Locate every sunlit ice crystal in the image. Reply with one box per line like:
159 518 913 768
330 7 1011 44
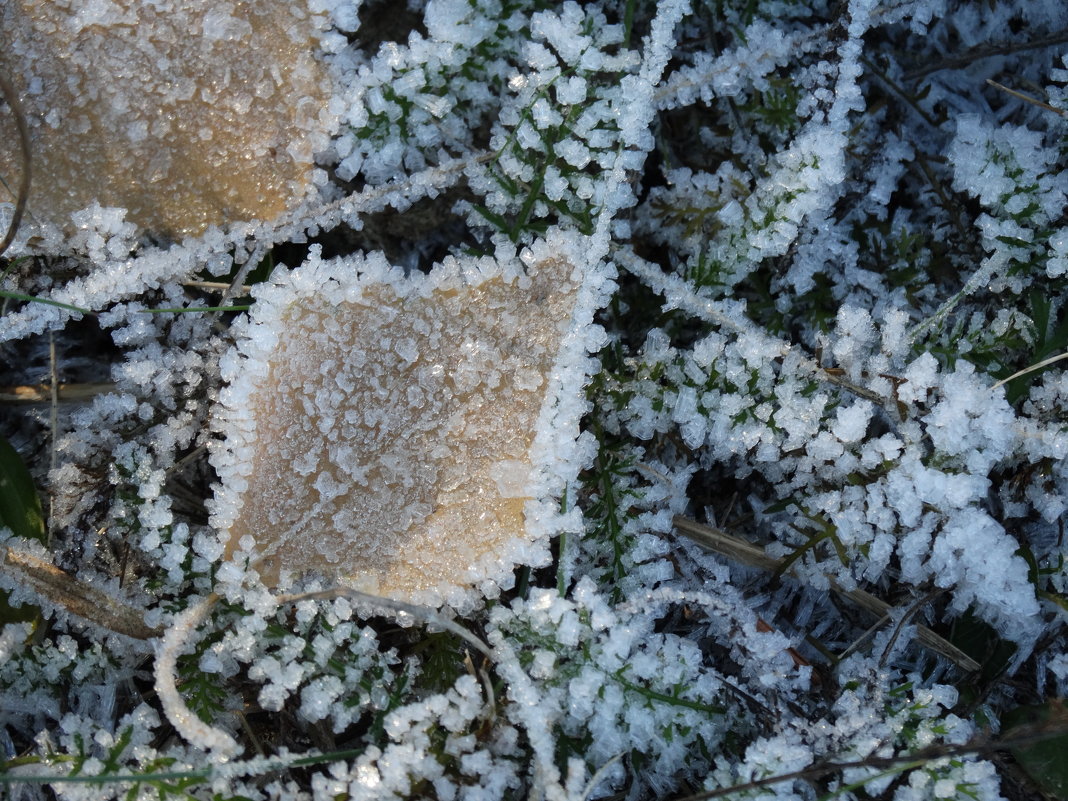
210 232 602 608
0 0 333 240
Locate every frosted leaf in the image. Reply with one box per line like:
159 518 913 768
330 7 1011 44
211 242 587 605
0 0 333 239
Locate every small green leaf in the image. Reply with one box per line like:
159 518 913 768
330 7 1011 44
0 434 46 626
0 434 46 543
1001 700 1068 799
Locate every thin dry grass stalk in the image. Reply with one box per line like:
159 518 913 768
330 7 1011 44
672 515 982 673
2 548 161 639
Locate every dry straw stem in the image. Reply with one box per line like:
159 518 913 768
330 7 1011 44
2 548 161 640
0 381 115 404
672 515 982 673
904 28 1068 81
992 350 1068 390
985 78 1068 119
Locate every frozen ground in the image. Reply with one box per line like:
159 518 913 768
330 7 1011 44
1 0 1068 799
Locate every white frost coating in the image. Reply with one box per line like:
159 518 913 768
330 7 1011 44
832 401 873 443
211 228 612 609
926 508 1042 645
0 622 32 664
487 627 567 801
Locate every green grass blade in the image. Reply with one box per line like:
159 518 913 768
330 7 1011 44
0 290 94 315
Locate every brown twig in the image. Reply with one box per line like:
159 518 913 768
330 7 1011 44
0 71 31 257
0 381 115 404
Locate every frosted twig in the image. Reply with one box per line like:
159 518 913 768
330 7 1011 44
0 154 486 342
654 0 933 113
617 583 753 628
275 588 494 661
589 0 690 265
616 248 894 409
235 151 490 258
486 628 566 801
316 151 492 230
653 27 819 112
907 258 995 346
154 593 242 757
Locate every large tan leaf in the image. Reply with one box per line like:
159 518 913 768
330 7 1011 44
0 0 332 239
210 236 597 606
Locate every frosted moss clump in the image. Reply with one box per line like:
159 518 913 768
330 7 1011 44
0 0 335 239
210 230 604 607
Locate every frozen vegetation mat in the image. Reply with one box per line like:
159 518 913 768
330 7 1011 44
1 0 1068 799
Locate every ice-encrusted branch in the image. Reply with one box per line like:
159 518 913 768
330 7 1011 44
588 0 690 265
615 247 895 409
486 628 567 801
653 24 821 111
154 593 242 758
276 588 494 660
652 0 915 113
0 153 485 342
906 260 998 345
